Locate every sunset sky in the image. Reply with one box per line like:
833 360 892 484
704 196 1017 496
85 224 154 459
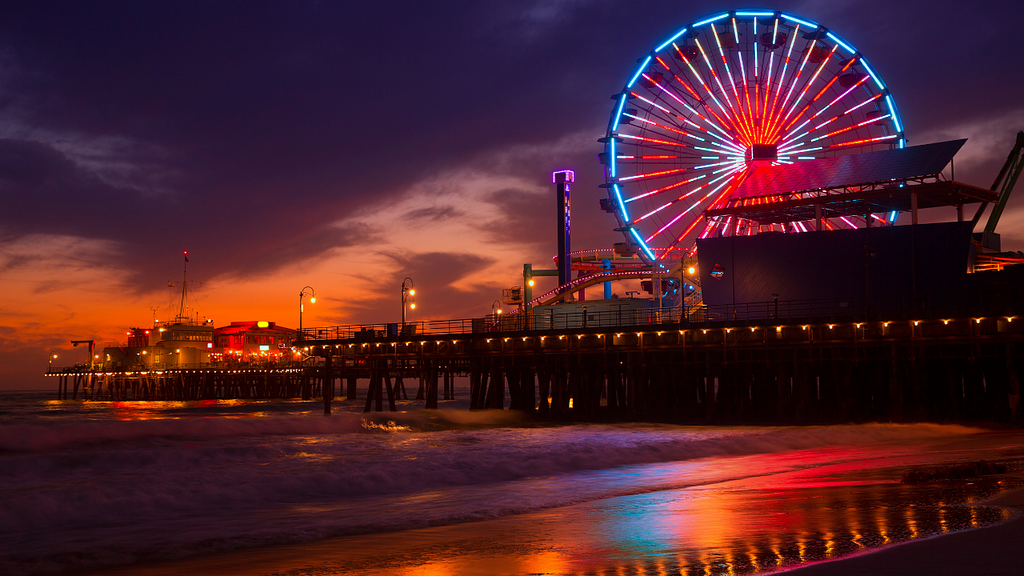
2 0 1023 389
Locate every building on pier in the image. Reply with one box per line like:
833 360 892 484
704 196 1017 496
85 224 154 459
104 321 214 369
212 321 297 362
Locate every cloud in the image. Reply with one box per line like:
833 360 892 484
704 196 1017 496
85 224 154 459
481 0 608 43
913 108 1024 184
0 137 173 246
912 108 1024 249
219 222 385 281
402 206 463 222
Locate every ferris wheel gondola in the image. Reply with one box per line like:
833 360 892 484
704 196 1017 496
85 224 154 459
602 10 905 264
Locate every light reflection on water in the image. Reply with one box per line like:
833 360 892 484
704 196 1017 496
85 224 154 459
35 395 321 421
114 468 1018 576
559 478 1015 576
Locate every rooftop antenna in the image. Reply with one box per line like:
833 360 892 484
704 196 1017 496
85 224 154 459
175 250 194 325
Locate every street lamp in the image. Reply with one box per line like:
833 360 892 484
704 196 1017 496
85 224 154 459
299 286 316 339
401 277 416 327
48 353 57 372
492 300 503 316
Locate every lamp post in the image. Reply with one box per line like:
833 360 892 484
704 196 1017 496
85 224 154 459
401 277 416 328
299 286 316 340
491 300 503 316
48 353 57 372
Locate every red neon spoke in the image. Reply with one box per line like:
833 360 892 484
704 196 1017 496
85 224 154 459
771 45 838 141
828 134 898 148
616 155 681 160
765 25 801 141
632 165 740 226
624 109 708 141
618 167 688 182
778 93 887 152
624 174 709 203
632 201 674 224
645 72 728 137
780 78 872 147
659 167 746 252
712 25 746 129
674 45 717 102
705 29 755 145
676 43 741 136
646 210 690 243
618 134 690 148
630 90 714 140
782 55 859 134
766 37 817 142
668 73 705 105
758 19 782 140
817 112 889 140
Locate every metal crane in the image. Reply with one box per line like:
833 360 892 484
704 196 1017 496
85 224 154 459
972 130 1024 234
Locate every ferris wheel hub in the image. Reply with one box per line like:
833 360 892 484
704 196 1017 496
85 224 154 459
749 144 778 165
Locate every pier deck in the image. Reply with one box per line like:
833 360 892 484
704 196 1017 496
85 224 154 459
49 301 1024 425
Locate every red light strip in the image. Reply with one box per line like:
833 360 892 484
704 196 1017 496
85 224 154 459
625 174 708 203
619 167 688 182
765 25 801 141
829 134 898 148
618 134 690 148
766 37 819 142
635 164 743 226
633 201 674 224
770 45 837 142
676 42 741 138
781 56 859 134
708 27 754 144
624 109 705 141
647 73 728 139
646 208 691 242
664 168 745 251
632 89 721 143
779 81 874 150
818 112 889 140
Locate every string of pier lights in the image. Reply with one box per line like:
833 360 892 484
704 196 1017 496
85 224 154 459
300 316 1014 355
43 317 1018 381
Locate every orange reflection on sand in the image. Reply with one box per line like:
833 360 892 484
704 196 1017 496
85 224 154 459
92 451 1020 576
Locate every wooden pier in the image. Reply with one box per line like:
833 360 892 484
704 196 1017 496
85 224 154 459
49 305 1024 425
48 366 330 402
314 310 1023 425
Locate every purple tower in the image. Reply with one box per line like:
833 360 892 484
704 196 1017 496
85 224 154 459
553 170 574 290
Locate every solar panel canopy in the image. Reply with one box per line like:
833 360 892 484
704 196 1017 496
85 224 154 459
730 139 967 200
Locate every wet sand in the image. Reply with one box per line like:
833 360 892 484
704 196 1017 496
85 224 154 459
88 439 1024 576
782 487 1024 575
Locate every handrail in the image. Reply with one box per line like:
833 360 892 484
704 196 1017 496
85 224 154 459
300 297 870 340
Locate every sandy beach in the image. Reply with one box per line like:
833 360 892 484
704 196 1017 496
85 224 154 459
78 430 1023 576
782 487 1024 576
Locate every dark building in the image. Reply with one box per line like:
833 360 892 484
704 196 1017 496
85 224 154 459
697 222 989 318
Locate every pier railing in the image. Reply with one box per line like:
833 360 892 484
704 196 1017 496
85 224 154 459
301 297 868 340
45 360 312 375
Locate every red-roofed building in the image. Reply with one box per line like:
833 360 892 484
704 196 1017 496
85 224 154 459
212 321 296 362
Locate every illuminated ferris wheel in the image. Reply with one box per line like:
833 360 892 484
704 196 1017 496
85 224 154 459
602 10 905 263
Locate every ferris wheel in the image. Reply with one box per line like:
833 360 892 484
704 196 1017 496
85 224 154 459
602 10 905 264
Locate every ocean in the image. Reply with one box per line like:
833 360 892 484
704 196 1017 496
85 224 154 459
1 389 1022 575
